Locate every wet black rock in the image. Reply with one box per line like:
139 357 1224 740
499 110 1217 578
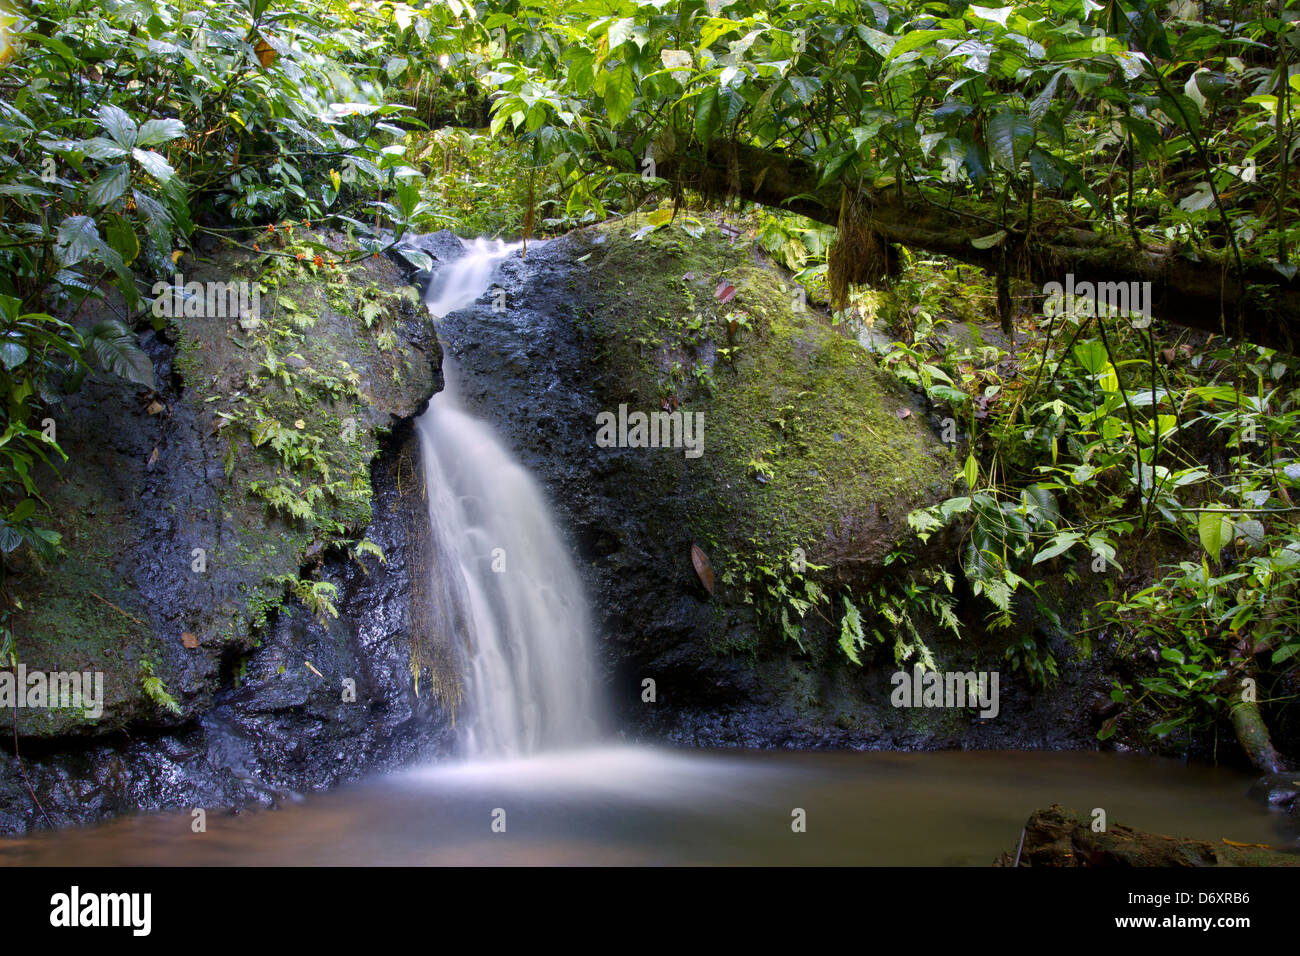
428 220 1103 753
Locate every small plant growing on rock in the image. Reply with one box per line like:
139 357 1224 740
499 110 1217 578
138 661 181 716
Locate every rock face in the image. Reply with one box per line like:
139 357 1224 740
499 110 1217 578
430 217 1101 750
0 217 1173 834
0 233 456 834
994 805 1300 866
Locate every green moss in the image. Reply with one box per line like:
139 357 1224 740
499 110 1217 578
575 216 952 574
6 231 438 735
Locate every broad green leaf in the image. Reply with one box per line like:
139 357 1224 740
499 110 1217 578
1197 511 1233 562
132 148 175 183
987 109 1034 170
81 137 130 160
887 29 953 60
968 5 1013 27
135 118 186 147
971 229 1007 249
695 86 720 144
97 104 137 148
55 215 102 268
1033 532 1081 564
87 163 130 208
1073 340 1108 375
0 342 29 370
604 63 635 126
87 320 154 388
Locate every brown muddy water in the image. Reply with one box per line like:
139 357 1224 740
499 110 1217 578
0 748 1292 865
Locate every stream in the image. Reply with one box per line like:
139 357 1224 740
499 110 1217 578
0 749 1286 865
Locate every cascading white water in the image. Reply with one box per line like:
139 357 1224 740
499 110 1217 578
416 238 598 758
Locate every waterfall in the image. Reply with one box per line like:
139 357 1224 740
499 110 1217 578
416 238 598 759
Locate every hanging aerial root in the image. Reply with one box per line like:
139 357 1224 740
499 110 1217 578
826 184 898 313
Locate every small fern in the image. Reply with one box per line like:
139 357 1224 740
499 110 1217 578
139 660 181 715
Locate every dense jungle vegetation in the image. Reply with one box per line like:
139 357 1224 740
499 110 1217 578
0 0 1297 769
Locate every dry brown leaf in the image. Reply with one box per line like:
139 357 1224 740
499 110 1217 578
181 631 199 649
691 543 715 596
255 36 278 68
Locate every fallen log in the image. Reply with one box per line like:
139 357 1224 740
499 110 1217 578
655 141 1300 352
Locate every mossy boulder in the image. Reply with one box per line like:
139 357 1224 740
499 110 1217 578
573 218 954 578
434 215 1065 747
1 230 440 740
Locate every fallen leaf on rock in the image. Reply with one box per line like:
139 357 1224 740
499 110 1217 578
691 543 715 596
304 661 324 679
181 631 199 649
896 408 911 419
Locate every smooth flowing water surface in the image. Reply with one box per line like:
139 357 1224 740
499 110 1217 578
0 749 1288 865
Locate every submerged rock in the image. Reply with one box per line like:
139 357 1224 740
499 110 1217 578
994 804 1300 866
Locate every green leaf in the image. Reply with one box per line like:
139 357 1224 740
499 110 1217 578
135 117 186 148
1149 716 1188 738
971 229 1007 249
887 29 952 60
97 104 137 149
0 523 21 553
132 148 175 184
987 109 1034 170
55 215 103 268
87 320 154 388
81 137 130 161
838 596 866 665
968 5 1013 27
104 214 140 267
1028 148 1064 189
1197 511 1233 562
694 86 720 144
1033 532 1081 564
87 163 130 208
604 63 635 126
1073 340 1108 374
1030 70 1064 124
0 342 29 370
963 453 979 490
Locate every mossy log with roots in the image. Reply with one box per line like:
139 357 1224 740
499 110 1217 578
654 140 1300 353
